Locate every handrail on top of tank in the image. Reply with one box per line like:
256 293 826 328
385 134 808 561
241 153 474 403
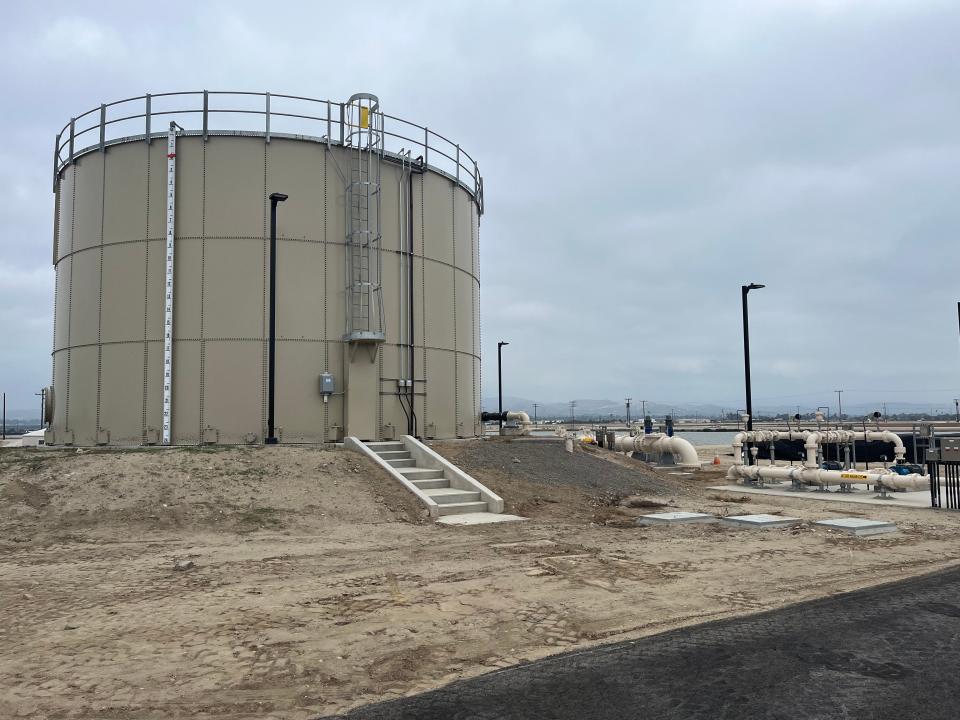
52 90 484 214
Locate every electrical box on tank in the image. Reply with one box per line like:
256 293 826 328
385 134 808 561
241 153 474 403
320 372 335 396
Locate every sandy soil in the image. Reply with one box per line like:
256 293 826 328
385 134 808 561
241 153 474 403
2 439 960 719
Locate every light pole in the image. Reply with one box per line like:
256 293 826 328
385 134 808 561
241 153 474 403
741 283 764 463
35 389 46 430
954 398 959 424
532 403 539 424
265 192 288 445
497 341 508 432
569 400 576 424
640 399 646 420
625 398 631 425
835 389 843 425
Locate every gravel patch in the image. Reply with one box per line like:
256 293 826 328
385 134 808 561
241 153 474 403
436 439 675 497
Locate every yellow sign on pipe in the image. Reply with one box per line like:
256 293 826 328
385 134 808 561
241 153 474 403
360 106 369 129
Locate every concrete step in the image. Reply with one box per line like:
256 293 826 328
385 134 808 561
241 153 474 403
376 450 411 460
398 467 445 481
424 488 482 505
387 458 417 469
345 435 505 520
411 478 449 490
368 442 405 452
436 501 489 516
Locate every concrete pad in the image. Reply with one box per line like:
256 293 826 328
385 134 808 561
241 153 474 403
814 518 897 536
708 484 931 510
436 512 527 526
637 511 717 526
721 514 800 529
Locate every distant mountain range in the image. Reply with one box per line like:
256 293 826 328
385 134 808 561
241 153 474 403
482 396 958 420
6 398 955 427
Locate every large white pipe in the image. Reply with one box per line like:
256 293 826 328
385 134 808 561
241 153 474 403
614 433 701 468
726 463 928 492
504 411 532 436
732 429 906 468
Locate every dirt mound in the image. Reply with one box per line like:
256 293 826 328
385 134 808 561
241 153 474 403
0 446 422 546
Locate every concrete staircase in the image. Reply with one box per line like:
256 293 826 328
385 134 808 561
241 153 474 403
345 435 510 520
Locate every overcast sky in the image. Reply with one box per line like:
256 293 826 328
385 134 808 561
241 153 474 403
2 0 959 413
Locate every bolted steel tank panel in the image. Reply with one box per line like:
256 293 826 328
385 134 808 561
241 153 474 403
47 92 483 445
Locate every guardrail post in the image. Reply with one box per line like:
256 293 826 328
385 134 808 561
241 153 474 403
424 127 429 166
265 91 271 143
145 94 151 145
326 100 332 142
339 103 345 144
99 104 106 152
474 160 479 197
456 144 460 183
202 90 209 141
69 118 75 163
53 133 61 192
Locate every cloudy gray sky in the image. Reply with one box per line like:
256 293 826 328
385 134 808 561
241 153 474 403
2 0 959 413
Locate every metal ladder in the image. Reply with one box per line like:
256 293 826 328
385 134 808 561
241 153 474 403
343 93 385 351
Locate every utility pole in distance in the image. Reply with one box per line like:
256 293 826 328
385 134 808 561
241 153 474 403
835 389 843 425
625 398 631 425
569 401 576 424
533 403 539 424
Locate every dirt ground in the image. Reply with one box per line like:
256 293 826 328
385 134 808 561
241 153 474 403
2 438 960 719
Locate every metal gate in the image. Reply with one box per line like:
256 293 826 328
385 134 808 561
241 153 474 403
927 461 960 509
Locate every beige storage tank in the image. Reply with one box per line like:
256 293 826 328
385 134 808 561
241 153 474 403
46 91 483 445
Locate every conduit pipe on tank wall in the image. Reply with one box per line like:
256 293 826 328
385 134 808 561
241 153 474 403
726 463 929 492
614 433 701 469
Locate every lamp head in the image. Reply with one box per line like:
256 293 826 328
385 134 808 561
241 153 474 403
269 192 289 202
498 340 509 347
744 282 765 291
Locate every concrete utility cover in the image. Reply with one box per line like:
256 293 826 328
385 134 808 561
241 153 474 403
722 514 800 529
814 518 897 536
437 513 527 526
637 512 717 526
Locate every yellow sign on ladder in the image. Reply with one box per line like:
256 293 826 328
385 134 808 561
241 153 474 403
360 106 369 129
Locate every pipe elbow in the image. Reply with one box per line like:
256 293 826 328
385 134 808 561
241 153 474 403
881 431 906 457
665 436 701 468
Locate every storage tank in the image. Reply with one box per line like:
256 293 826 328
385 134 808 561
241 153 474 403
46 91 483 445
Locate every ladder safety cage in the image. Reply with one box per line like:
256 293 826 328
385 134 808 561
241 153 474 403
343 93 386 347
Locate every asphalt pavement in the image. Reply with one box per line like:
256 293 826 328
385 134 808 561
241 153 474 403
324 566 960 720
